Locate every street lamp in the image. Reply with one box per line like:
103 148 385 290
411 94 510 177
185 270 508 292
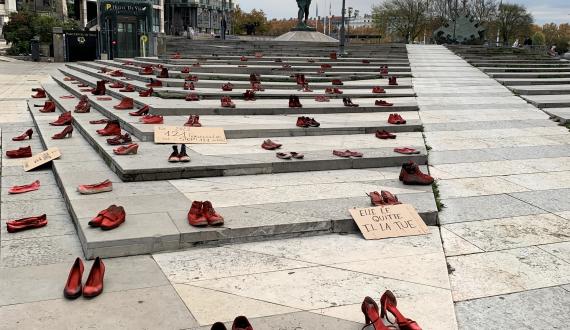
339 0 346 55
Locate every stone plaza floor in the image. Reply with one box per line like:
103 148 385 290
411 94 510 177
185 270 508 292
1 45 569 329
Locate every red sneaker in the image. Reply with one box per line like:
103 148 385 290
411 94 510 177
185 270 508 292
399 161 434 185
31 88 46 98
146 79 163 87
106 133 132 145
185 93 200 102
113 97 134 110
296 116 310 128
50 112 72 126
372 86 386 94
12 128 33 141
188 201 207 226
375 130 397 139
139 88 153 97
395 114 406 124
83 257 105 298
40 101 56 113
140 115 164 124
113 143 139 155
184 115 202 127
77 180 113 194
307 117 320 127
183 82 195 90
203 201 224 226
129 105 150 116
261 139 282 150
9 180 40 194
140 66 154 75
376 100 394 107
97 120 121 136
158 68 169 78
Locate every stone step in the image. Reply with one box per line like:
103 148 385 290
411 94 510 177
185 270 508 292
542 108 570 124
497 78 570 86
508 85 570 95
480 67 570 73
488 72 570 79
472 63 570 68
521 95 570 108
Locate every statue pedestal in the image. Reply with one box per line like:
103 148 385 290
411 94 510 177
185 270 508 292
275 29 338 43
290 26 317 32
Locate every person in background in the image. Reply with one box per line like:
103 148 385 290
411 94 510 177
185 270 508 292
512 38 519 48
548 45 558 57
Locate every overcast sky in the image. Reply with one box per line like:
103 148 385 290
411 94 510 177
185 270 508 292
236 0 570 25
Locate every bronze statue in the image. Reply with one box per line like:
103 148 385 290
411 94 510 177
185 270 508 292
296 0 312 27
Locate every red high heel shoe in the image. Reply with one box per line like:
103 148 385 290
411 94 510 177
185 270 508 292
52 125 73 139
139 88 153 97
12 128 33 141
64 257 84 299
9 180 40 194
129 105 150 116
380 290 422 330
361 296 390 330
83 257 105 298
113 143 139 155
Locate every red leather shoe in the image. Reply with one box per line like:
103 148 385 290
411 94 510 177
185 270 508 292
12 128 33 141
186 75 199 82
375 130 396 139
387 114 401 124
114 97 134 110
243 90 256 101
129 105 150 116
146 79 163 87
89 205 118 227
97 121 121 136
381 191 402 205
373 86 386 94
40 101 56 113
6 214 47 233
184 115 202 127
120 84 135 92
171 52 181 59
203 201 224 225
52 125 73 139
369 191 385 206
296 117 310 128
9 180 40 194
389 77 398 86
140 66 154 75
107 133 132 145
188 201 207 226
185 93 200 102
315 95 330 102
91 80 106 95
183 82 195 90
109 82 124 89
99 206 126 230
221 96 236 108
83 257 105 298
399 161 434 186
158 67 169 78
376 100 394 107
394 147 420 155
222 82 234 91
349 150 363 157
380 290 422 330
343 97 359 107
261 139 282 150
113 143 139 155
139 88 153 97
332 79 343 86
63 257 84 299
77 179 113 195
6 146 32 158
140 114 164 124
181 67 191 73
109 70 124 77
333 150 351 158
361 296 390 330
232 316 253 330
276 152 292 160
31 88 46 98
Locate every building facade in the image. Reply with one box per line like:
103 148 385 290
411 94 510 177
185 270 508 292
164 0 234 36
0 0 17 37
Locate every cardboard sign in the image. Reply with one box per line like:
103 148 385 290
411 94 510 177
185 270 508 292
349 204 429 240
154 126 227 144
23 148 61 172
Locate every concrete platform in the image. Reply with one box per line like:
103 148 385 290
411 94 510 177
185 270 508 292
521 94 570 108
542 108 570 124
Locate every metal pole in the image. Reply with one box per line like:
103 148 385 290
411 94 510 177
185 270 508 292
339 0 346 54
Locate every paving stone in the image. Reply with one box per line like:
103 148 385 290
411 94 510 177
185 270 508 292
539 241 570 263
440 227 484 257
511 188 570 213
437 176 529 199
0 198 68 220
0 213 76 242
0 234 82 268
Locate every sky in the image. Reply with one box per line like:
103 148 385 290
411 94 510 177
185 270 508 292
236 0 570 25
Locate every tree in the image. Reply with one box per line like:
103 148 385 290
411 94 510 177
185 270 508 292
497 3 533 45
231 6 268 35
372 0 430 43
470 0 498 24
532 31 545 46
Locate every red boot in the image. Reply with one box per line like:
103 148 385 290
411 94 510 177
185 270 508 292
40 101 56 113
96 120 121 136
50 112 72 126
91 80 106 95
380 290 422 330
399 161 434 186
63 257 84 299
31 88 46 98
158 67 169 78
188 201 207 226
114 97 134 110
83 257 105 298
139 88 153 97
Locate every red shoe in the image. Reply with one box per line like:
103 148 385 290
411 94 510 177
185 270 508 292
330 52 337 60
40 101 56 113
140 66 154 75
249 73 261 83
178 144 191 162
186 75 199 82
107 133 132 145
9 180 40 194
325 87 334 94
50 112 72 126
376 100 394 107
389 77 398 86
276 152 292 160
12 128 33 141
387 114 402 124
315 95 330 102
89 205 118 227
6 214 47 233
380 66 389 75
369 191 385 206
295 74 306 86
290 151 304 159
361 297 390 330
64 77 75 81
52 125 73 139
232 316 253 330
74 95 90 113
140 114 164 124
119 84 135 92
251 82 265 91
113 143 139 155
146 79 163 87
158 68 169 78
6 146 32 158
31 88 46 98
91 80 106 95
222 82 234 91
380 290 422 330
139 88 153 97
373 86 386 94
394 147 420 155
77 179 113 194
332 79 343 86
185 93 200 102
343 97 359 107
203 201 224 226
375 130 396 139
296 116 310 128
109 70 124 77
399 161 434 186
63 257 84 299
381 191 401 205
188 201 207 226
289 95 302 108
99 206 125 230
333 88 343 94
97 120 121 136
83 257 105 298
261 139 282 150
307 117 320 127
109 82 124 89
129 105 150 116
114 97 134 110
221 96 236 108
171 52 181 59
183 82 195 90
181 67 191 73
332 150 351 158
395 114 406 124
240 56 248 62
168 146 180 163
184 115 202 127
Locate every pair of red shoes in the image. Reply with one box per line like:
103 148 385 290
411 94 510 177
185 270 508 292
50 112 72 126
185 115 202 127
400 161 434 185
107 133 132 145
130 105 150 116
9 180 40 194
343 97 359 107
375 130 396 139
221 96 236 108
64 257 105 299
6 214 47 233
243 90 256 101
6 146 32 158
89 205 126 230
261 139 282 150
186 75 199 82
332 79 343 86
369 191 401 206
52 125 73 139
184 81 195 90
372 86 386 94
389 76 398 86
211 316 253 330
222 82 234 91
12 128 33 141
388 113 406 124
77 179 113 194
296 116 319 128
97 120 121 136
168 145 191 162
289 95 303 108
188 201 224 227
333 150 363 158
186 93 200 102
376 100 394 107
140 114 164 124
362 291 421 330
139 88 154 97
325 87 343 94
146 79 163 87
114 97 134 110
31 88 46 98
113 143 139 155
39 100 56 113
394 147 420 155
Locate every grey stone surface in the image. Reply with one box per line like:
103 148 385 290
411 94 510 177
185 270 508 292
0 234 82 268
511 188 570 213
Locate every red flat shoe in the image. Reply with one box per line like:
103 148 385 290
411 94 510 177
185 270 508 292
83 257 105 298
290 152 304 159
113 97 134 110
107 133 132 145
39 101 56 113
380 290 422 330
120 84 135 92
369 191 385 206
376 100 394 107
362 297 390 330
373 86 386 94
139 114 164 124
113 143 139 155
6 146 32 158
9 180 40 194
394 147 420 155
6 214 47 233
232 316 253 330
109 82 124 89
349 150 363 157
139 88 154 97
50 112 72 126
188 201 208 226
77 179 113 195
261 139 282 150
399 161 434 186
89 205 117 227
63 257 84 299
276 152 292 160
100 206 126 230
52 125 73 139
129 105 150 116
12 128 33 141
375 130 397 139
333 150 351 158
203 201 224 226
